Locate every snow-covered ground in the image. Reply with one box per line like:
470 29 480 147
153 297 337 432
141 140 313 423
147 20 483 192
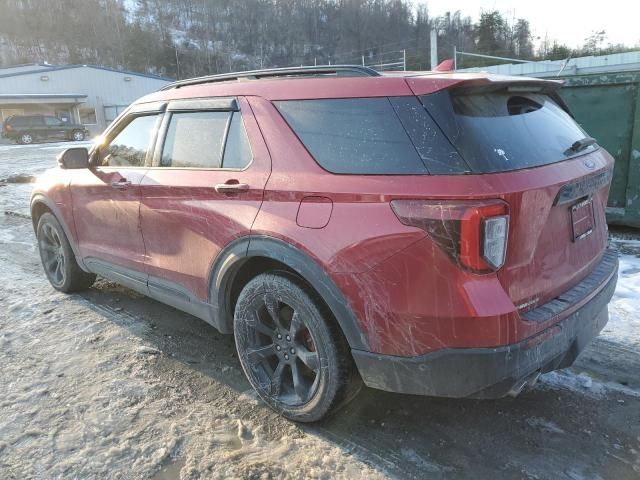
606 242 640 349
1 143 639 479
0 140 92 216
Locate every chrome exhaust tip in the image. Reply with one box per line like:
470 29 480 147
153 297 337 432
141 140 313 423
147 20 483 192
507 370 542 397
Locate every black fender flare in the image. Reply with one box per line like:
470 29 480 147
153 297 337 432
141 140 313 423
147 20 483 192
30 193 86 270
208 235 369 351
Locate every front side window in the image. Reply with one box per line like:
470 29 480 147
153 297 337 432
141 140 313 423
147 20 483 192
160 110 252 169
100 114 159 167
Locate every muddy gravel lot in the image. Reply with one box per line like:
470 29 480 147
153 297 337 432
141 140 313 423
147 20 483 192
1 142 639 479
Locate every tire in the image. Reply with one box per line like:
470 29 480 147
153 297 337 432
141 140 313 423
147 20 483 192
36 212 96 292
72 130 85 141
234 272 361 422
19 133 34 144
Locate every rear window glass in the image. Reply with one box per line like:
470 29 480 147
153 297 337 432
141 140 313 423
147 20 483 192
9 117 34 127
421 91 597 173
276 98 440 174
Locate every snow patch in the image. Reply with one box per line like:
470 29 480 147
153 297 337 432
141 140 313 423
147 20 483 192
539 370 640 399
399 447 448 473
602 250 640 349
177 412 388 479
526 417 565 434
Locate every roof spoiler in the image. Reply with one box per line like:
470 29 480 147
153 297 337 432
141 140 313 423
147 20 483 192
450 76 564 94
446 77 571 115
433 59 455 72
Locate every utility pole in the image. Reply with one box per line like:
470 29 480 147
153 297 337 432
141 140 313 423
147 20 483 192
175 47 181 80
430 28 438 69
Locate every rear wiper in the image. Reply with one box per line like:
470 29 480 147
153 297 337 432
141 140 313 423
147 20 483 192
565 137 597 155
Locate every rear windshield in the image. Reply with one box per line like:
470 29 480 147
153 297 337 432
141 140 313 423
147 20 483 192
420 90 598 173
275 97 466 174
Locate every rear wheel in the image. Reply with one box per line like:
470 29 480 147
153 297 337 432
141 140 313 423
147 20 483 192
234 272 360 422
19 133 33 144
37 213 96 292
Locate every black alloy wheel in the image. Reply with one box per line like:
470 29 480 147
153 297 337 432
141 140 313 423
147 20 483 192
234 273 359 422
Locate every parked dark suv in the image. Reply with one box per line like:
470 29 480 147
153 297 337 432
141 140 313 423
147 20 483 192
31 66 618 422
2 114 89 144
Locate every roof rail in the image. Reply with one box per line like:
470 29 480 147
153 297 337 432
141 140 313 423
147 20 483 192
160 65 381 90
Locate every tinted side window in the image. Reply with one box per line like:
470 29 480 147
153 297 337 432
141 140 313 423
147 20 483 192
222 112 252 169
101 114 159 167
9 117 26 127
275 98 429 174
44 117 62 126
30 116 45 126
161 111 230 168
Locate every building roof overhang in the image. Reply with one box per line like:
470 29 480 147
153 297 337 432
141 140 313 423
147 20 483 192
0 93 88 105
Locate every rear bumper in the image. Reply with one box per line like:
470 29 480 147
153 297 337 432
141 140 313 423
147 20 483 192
352 248 618 398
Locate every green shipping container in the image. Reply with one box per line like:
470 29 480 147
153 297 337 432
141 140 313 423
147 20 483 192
558 71 640 229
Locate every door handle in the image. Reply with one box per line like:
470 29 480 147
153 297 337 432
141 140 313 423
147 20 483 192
215 182 250 193
111 179 132 189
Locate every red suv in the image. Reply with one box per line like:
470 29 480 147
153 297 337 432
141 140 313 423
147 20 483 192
31 66 618 422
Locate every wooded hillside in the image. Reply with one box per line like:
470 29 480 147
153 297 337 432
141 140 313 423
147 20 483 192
0 0 633 78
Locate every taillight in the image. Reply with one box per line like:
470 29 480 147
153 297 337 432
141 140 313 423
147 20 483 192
4 124 13 132
390 199 509 273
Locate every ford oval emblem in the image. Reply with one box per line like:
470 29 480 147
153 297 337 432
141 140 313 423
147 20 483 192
583 158 596 170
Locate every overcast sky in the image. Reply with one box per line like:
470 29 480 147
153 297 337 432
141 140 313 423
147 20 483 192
419 0 640 49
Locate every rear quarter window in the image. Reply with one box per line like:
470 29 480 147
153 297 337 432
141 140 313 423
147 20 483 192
9 117 26 127
275 97 465 175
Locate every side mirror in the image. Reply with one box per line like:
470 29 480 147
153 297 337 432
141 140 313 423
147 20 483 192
57 148 89 169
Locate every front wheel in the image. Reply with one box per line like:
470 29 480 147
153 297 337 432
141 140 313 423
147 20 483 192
234 272 360 422
71 130 85 141
37 212 96 292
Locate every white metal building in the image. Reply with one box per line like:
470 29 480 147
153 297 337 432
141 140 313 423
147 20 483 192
0 64 171 136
